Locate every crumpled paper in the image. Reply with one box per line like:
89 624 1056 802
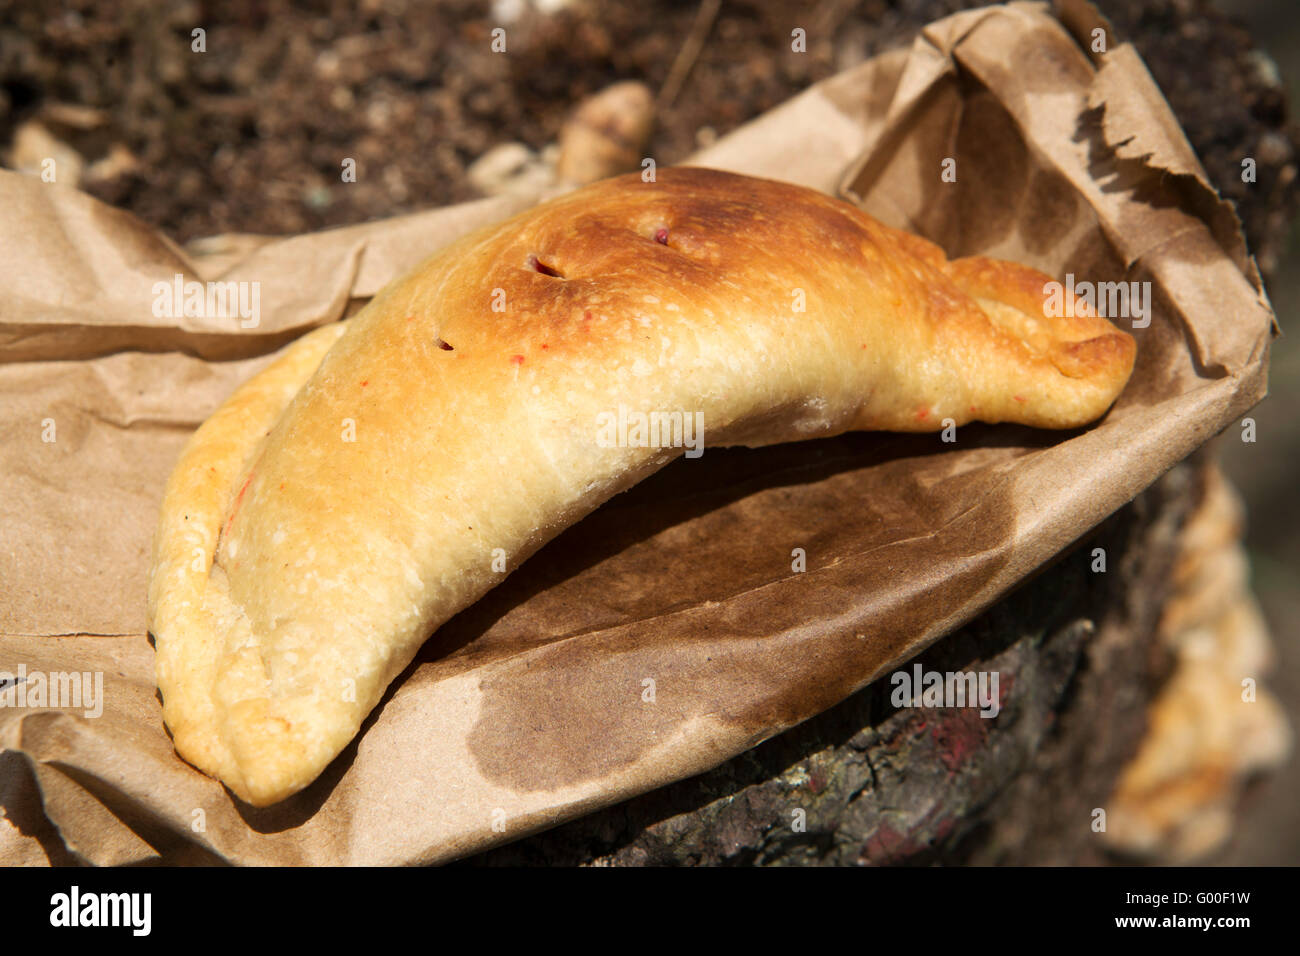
0 0 1277 865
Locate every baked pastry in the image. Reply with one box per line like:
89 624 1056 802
148 167 1136 805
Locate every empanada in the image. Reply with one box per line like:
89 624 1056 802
148 168 1136 805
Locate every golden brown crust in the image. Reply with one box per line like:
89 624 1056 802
148 167 1136 805
148 322 349 800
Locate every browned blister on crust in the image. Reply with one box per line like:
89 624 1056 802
148 168 1136 805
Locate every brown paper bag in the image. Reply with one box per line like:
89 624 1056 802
0 1 1276 865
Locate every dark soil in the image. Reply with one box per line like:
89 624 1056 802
1 0 1296 276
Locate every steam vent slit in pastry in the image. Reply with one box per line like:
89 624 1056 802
148 167 1136 805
